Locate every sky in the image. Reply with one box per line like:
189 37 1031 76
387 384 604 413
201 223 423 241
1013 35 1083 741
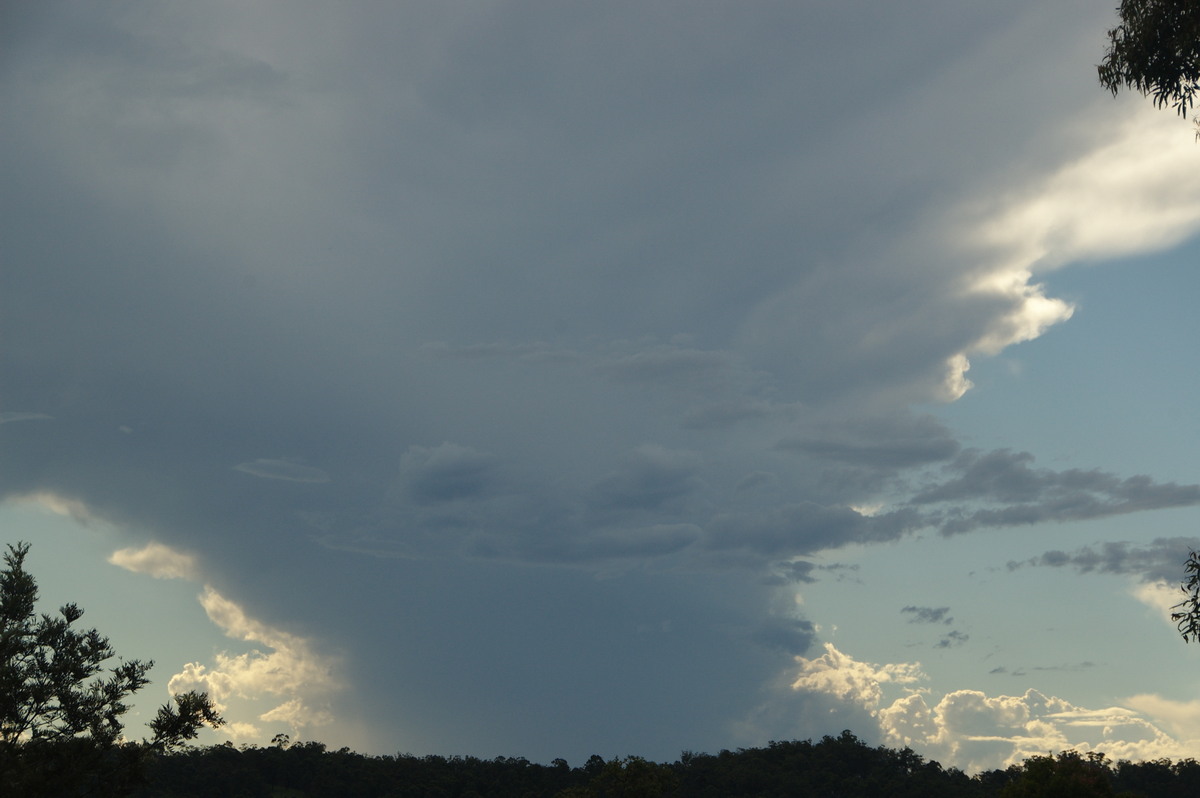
5 0 1200 774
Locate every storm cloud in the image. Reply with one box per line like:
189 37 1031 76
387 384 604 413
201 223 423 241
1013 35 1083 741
5 0 1200 768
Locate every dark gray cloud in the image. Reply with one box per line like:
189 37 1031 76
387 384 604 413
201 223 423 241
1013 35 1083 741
936 630 970 649
234 459 331 484
589 445 706 516
902 606 954 625
765 560 860 586
752 617 818 656
0 0 1176 764
991 662 1096 677
911 450 1200 535
902 606 968 649
397 443 498 505
705 504 926 560
778 414 961 469
1007 538 1200 584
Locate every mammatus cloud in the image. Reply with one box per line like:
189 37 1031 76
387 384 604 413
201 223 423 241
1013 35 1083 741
743 643 1190 773
111 542 340 737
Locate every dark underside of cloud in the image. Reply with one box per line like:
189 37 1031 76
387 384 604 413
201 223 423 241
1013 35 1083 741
2 0 1195 764
1007 536 1200 584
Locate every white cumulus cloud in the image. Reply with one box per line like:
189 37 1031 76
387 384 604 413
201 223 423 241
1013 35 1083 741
168 586 341 734
752 642 1191 773
109 541 200 581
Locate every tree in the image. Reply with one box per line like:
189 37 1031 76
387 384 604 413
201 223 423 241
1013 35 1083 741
1170 548 1200 643
1000 750 1115 797
1097 0 1200 118
0 542 222 796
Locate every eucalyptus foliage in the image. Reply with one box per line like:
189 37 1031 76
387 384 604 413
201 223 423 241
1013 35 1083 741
1171 549 1200 643
1098 0 1200 117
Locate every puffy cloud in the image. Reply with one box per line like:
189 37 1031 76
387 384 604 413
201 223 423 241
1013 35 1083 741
1122 694 1200 743
751 643 1189 773
1131 580 1184 620
903 690 1184 773
110 540 341 738
109 541 200 581
169 586 340 734
789 643 925 707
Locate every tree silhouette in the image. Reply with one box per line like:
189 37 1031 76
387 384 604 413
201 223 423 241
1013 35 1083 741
1097 0 1200 118
0 541 222 796
1170 549 1200 643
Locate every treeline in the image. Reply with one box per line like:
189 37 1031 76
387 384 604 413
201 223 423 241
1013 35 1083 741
132 730 1200 797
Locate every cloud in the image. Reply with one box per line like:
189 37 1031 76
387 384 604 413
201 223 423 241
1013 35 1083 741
169 586 340 734
789 643 926 706
705 503 925 559
113 540 341 736
589 445 705 516
14 492 96 525
233 459 331 484
777 414 961 470
1007 537 1200 584
751 617 817 656
396 443 498 505
977 112 1200 271
746 643 1189 773
7 0 1200 762
1132 580 1185 620
1122 694 1200 743
0 412 52 424
109 542 200 581
902 606 953 625
681 400 780 431
935 630 969 649
600 345 741 391
911 450 1200 535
